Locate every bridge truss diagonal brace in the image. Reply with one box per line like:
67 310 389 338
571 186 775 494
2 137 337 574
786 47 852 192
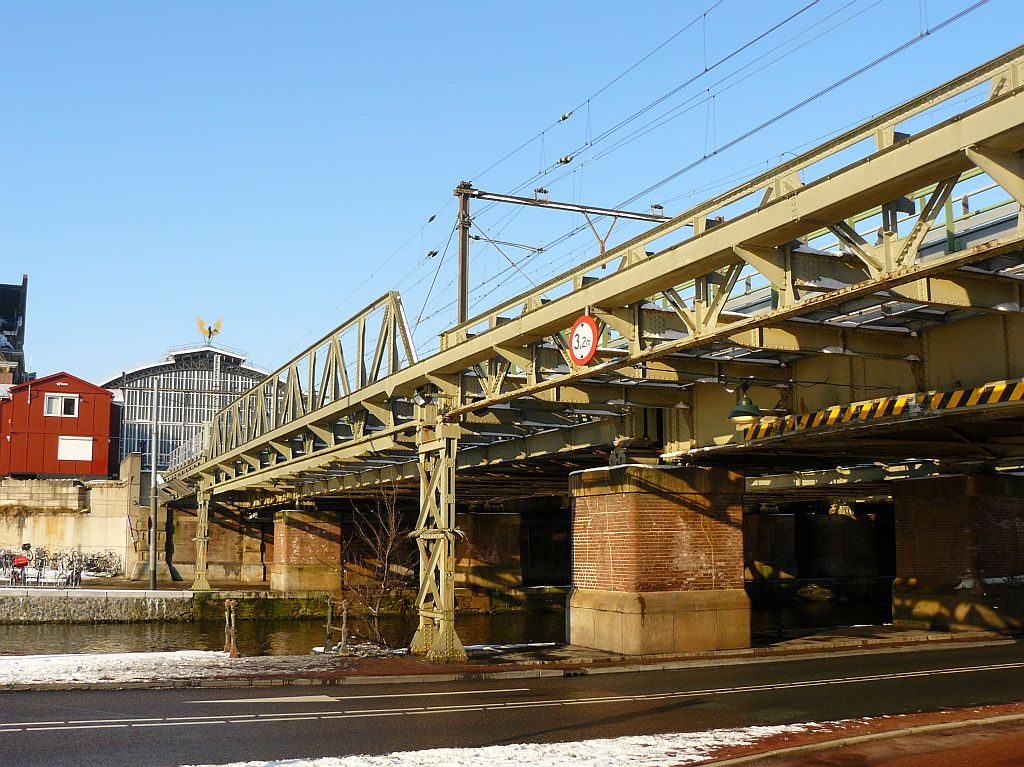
966 145 1024 210
409 420 466 663
733 245 794 308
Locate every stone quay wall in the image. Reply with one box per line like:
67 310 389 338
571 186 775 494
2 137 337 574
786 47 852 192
0 589 193 623
0 589 329 624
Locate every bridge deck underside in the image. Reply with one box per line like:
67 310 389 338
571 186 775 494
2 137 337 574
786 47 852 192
713 401 1024 465
211 444 613 508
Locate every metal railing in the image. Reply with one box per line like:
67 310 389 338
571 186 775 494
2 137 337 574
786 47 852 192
167 428 208 471
167 292 418 475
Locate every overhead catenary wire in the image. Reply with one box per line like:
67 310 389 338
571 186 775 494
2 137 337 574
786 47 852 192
617 0 992 209
469 0 728 185
364 0 994 358
496 0 992 261
501 0 878 201
418 0 992 330
413 221 458 333
309 3 735 357
416 73 987 344
472 0 827 222
471 221 540 288
283 205 453 357
326 0 828 355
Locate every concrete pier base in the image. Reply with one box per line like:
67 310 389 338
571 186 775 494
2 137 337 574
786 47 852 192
128 558 173 582
569 587 750 655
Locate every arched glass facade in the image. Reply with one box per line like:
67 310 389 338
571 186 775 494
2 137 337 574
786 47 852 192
102 346 265 472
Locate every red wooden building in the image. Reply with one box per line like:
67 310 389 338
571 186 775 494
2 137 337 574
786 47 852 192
0 372 120 479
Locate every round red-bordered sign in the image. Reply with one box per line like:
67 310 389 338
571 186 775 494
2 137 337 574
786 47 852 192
569 315 599 366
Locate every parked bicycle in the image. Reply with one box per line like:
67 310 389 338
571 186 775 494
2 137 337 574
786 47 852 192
0 546 122 588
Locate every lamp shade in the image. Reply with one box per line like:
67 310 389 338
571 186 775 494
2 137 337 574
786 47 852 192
728 392 763 425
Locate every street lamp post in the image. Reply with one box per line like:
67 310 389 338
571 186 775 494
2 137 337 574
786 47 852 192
149 380 159 590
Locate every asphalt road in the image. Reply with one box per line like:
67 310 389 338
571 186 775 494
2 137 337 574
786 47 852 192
2 642 1023 767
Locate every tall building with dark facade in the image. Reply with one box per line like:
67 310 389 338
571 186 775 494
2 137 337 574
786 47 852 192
0 275 29 384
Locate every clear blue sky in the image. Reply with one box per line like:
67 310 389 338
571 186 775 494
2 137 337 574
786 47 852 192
2 0 1021 383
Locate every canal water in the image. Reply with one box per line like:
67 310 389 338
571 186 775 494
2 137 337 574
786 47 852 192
0 613 566 657
0 599 891 656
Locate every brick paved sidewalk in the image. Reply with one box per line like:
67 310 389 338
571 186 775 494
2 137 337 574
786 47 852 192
703 703 1024 766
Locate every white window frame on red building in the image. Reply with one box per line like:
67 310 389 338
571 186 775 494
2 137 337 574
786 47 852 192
44 393 79 417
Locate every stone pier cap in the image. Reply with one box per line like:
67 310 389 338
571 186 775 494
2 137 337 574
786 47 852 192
569 463 744 497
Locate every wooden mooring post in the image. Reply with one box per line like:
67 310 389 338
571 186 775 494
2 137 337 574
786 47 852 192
224 599 238 658
324 596 349 654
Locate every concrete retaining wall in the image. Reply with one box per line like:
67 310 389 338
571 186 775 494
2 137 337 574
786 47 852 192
0 456 142 577
0 589 193 623
0 589 330 624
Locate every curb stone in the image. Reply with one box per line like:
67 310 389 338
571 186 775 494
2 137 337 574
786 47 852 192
0 634 1015 693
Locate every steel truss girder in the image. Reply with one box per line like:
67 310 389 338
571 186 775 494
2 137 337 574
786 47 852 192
210 418 625 509
438 90 1024 417
966 145 1024 207
446 233 1024 423
475 315 916 390
202 291 416 467
745 461 948 495
781 248 1024 312
438 46 1024 345
209 425 414 495
169 48 1024 501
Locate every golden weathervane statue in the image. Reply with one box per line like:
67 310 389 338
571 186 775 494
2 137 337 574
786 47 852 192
196 315 223 345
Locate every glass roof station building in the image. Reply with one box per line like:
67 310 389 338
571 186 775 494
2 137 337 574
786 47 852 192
102 345 266 472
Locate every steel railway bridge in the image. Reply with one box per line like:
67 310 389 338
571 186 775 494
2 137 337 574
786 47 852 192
165 47 1024 661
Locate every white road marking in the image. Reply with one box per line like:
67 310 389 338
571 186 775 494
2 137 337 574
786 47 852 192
161 714 260 721
191 687 531 704
26 724 129 731
67 717 163 724
0 720 65 727
134 720 228 728
193 695 339 704
2 661 1021 734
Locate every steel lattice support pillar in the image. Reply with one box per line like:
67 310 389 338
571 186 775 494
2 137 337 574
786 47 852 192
192 487 212 591
410 414 466 663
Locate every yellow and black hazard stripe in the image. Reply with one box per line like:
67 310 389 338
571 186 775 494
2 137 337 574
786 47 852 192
744 378 1024 442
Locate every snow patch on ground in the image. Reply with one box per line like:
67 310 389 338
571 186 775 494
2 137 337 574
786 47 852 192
182 723 820 767
0 651 344 685
983 575 1024 585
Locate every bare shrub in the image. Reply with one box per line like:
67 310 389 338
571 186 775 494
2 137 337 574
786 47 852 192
342 482 416 647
